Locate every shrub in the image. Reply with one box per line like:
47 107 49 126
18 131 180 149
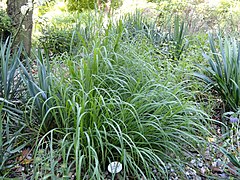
36 12 80 55
38 26 75 54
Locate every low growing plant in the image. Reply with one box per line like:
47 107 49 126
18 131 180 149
220 110 240 176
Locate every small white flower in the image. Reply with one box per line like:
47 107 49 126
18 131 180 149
20 1 33 15
20 5 28 15
22 24 26 30
107 161 122 174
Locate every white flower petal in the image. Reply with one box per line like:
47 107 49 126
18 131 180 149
20 5 28 15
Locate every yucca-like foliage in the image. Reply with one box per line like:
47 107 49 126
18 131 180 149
172 15 187 61
29 13 211 179
0 39 33 176
0 38 56 176
195 34 240 111
120 13 187 61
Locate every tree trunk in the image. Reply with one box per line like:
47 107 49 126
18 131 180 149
6 0 33 55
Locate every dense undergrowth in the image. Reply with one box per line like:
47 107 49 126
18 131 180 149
1 1 240 179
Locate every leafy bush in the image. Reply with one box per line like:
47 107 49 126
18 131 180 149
36 11 81 55
38 26 75 54
0 9 13 41
195 34 240 111
155 0 240 33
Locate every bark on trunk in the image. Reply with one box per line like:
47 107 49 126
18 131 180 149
6 0 33 55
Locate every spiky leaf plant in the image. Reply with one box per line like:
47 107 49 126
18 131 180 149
0 39 33 176
195 34 240 111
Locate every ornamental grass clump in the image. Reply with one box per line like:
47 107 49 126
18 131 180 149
30 13 211 179
195 34 240 111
